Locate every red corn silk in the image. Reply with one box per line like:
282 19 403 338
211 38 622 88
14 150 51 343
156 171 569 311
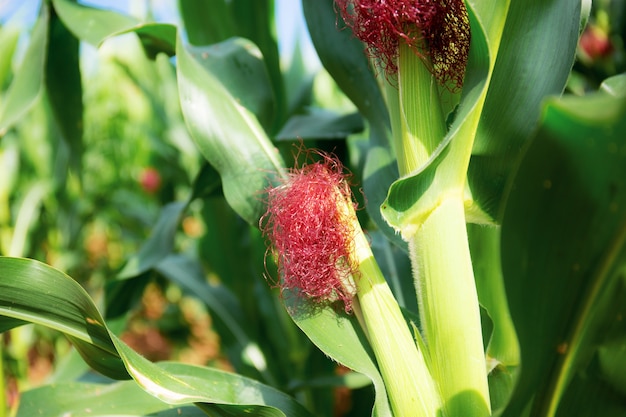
336 0 471 90
261 153 359 312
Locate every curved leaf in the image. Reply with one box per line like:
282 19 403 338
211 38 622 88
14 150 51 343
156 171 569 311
0 257 128 379
184 38 275 130
469 0 582 220
177 34 285 225
17 381 203 417
230 0 284 132
276 109 364 141
0 257 315 417
178 0 284 132
52 0 176 55
288 302 392 417
500 87 626 416
52 0 136 45
0 3 48 135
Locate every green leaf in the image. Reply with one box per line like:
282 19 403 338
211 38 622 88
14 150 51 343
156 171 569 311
289 302 392 417
52 0 176 55
302 0 389 137
276 109 363 141
17 381 200 417
231 0 284 132
500 88 626 416
176 34 285 225
0 4 48 136
184 38 275 130
52 0 138 45
469 0 582 220
363 145 407 250
0 257 315 416
180 0 285 131
469 224 519 369
178 0 236 45
133 24 177 57
0 257 128 379
46 4 83 172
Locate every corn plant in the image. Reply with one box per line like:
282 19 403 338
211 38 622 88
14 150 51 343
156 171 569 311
1 0 625 416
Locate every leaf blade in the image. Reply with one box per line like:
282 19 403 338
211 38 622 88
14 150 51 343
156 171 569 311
0 257 315 416
176 34 285 225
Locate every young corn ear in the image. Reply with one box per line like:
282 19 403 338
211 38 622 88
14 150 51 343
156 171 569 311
261 151 441 416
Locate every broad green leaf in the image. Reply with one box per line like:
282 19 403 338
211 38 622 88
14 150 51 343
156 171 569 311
52 0 176 55
133 24 177 57
469 0 582 220
276 109 363 141
179 0 284 131
17 381 197 417
553 279 626 417
231 0 284 132
178 0 236 45
52 0 138 45
465 0 511 56
0 257 128 379
469 224 519 367
0 3 48 136
160 362 313 416
289 302 392 417
0 257 315 416
185 38 275 130
500 87 626 416
46 5 84 172
177 34 285 225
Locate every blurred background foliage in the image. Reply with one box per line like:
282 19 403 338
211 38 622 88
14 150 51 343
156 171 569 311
0 1 369 416
0 0 624 416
